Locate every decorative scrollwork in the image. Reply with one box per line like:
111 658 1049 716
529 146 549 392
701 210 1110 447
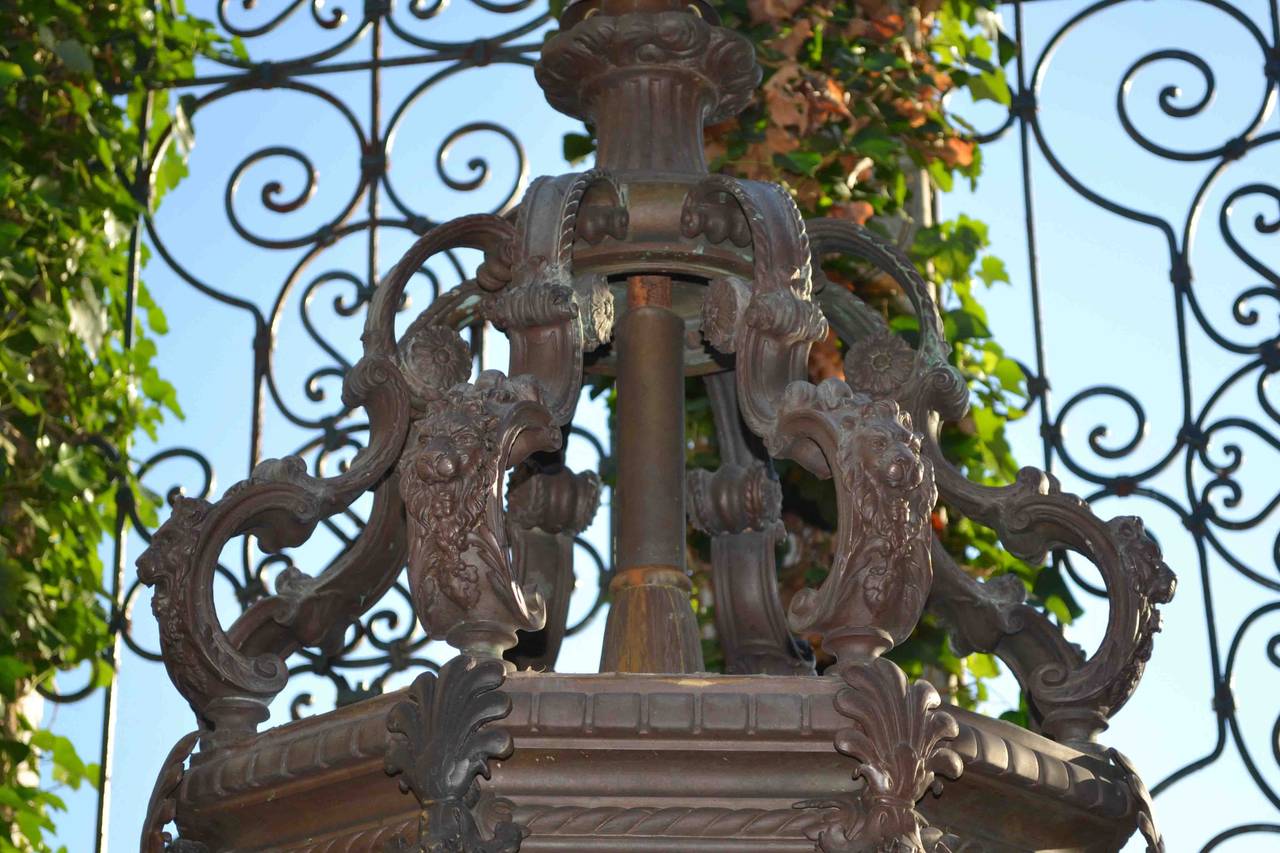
926 477 1176 747
804 218 967 426
101 0 1280 849
216 0 348 41
959 4 1280 838
101 4 624 850
806 216 1177 745
137 216 521 741
384 121 529 223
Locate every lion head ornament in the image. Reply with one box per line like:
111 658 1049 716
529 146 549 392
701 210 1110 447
839 397 935 615
399 389 500 614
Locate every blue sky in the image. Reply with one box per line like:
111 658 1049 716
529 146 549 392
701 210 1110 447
41 1 1280 850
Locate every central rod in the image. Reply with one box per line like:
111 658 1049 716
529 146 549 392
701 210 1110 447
600 275 703 673
616 275 683 569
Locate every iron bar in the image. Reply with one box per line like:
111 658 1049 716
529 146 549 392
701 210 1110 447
92 78 154 852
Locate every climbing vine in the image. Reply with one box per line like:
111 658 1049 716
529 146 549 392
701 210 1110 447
0 2 231 849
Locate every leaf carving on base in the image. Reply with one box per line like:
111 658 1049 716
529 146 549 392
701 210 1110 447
796 659 963 853
140 731 204 853
384 656 526 853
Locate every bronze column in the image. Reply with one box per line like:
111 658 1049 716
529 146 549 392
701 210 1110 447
600 276 704 672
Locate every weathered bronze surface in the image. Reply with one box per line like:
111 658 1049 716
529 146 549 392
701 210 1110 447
170 673 1138 852
137 1 1173 850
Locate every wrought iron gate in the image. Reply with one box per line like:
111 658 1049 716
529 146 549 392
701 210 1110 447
957 0 1280 848
42 0 1280 850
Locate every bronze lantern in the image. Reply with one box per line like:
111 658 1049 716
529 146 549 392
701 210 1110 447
139 2 1174 850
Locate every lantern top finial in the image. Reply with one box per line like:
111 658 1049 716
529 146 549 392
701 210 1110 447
537 0 758 172
558 0 720 27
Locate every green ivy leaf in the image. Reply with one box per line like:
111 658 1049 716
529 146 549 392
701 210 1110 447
978 254 1009 286
781 150 823 175
968 69 1012 106
850 128 899 160
53 39 93 74
0 657 32 699
0 61 25 87
562 132 596 165
966 652 1000 679
3 4 225 846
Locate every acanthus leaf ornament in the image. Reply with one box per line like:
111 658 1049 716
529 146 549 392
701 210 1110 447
384 655 526 853
796 659 963 853
140 731 203 853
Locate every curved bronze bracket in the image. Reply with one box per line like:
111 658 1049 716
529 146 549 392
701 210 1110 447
808 217 1177 745
687 371 813 675
505 460 602 671
137 216 523 741
499 170 627 422
688 176 938 670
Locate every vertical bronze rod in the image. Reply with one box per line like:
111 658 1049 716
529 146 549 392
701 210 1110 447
600 276 704 673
